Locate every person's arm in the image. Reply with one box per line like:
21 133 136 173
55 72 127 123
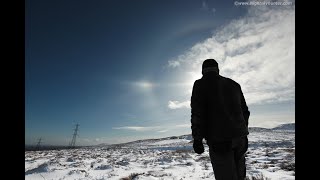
240 86 250 127
191 80 204 141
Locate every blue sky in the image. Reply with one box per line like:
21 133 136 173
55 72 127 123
25 0 295 146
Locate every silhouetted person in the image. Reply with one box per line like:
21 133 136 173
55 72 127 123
191 59 250 180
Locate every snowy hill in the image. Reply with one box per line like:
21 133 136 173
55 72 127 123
102 123 295 148
249 123 295 132
249 127 272 132
99 123 295 148
272 123 295 131
25 123 295 180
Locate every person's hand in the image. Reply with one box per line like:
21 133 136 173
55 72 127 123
193 139 204 154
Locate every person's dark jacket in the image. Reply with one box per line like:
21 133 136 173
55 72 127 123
191 72 250 142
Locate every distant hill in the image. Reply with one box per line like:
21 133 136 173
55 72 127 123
249 123 295 132
96 134 193 147
96 123 294 147
96 143 110 147
272 123 295 131
25 145 91 151
248 127 272 132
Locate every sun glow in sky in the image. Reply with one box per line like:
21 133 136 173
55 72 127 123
134 81 156 90
26 0 295 146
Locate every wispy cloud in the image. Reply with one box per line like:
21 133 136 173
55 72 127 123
202 1 208 10
202 0 216 13
175 124 190 128
158 130 168 133
168 60 180 68
112 126 160 131
168 100 190 109
167 4 294 105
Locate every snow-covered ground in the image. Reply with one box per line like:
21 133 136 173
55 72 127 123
25 124 295 180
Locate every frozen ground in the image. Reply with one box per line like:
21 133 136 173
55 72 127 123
25 124 295 180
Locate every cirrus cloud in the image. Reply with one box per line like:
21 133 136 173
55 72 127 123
112 126 160 131
168 100 190 109
167 3 295 105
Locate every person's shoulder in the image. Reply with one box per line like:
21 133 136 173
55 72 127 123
220 75 240 87
193 79 202 86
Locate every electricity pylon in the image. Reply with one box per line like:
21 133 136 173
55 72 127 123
35 138 42 150
69 124 79 148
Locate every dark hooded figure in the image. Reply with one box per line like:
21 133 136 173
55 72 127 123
191 59 250 180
